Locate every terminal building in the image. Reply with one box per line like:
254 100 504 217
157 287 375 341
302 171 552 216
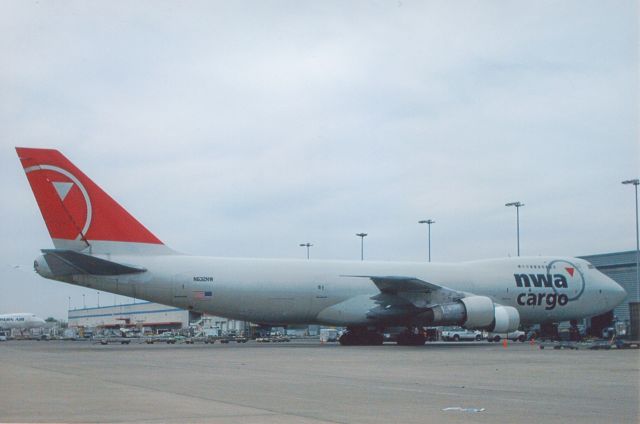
68 301 247 335
579 250 639 338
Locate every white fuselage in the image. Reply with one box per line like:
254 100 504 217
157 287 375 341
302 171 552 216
0 313 46 330
37 254 626 327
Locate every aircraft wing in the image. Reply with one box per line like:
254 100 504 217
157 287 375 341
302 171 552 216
344 275 465 322
372 276 455 294
346 275 463 297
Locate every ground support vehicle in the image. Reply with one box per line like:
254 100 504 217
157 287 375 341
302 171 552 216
441 327 483 342
220 335 248 344
93 336 134 345
487 330 526 342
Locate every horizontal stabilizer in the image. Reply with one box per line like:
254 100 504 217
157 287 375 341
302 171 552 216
41 249 146 276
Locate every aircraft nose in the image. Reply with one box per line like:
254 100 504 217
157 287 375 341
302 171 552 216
611 281 627 306
603 274 627 307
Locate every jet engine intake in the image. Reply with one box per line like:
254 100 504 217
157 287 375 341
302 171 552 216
487 305 520 333
459 296 495 329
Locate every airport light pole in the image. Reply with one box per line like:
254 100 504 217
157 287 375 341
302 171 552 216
418 219 435 262
356 233 368 261
622 179 639 303
505 201 524 256
97 291 100 308
82 294 85 309
299 243 313 260
68 296 71 311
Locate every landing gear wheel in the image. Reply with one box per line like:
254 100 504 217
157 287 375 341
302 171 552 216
338 332 355 346
338 328 384 346
396 332 426 346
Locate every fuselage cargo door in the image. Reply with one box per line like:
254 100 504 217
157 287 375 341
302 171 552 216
172 273 191 309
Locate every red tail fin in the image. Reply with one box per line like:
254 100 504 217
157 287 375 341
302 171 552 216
16 148 168 254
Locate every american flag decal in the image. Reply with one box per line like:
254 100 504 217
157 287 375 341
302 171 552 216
194 290 213 300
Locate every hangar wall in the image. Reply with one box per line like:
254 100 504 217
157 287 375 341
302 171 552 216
579 250 638 324
68 301 245 334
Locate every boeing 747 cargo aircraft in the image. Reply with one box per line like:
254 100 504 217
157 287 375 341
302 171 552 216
16 148 626 345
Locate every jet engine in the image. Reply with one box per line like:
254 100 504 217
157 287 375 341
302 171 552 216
413 296 520 333
488 305 520 333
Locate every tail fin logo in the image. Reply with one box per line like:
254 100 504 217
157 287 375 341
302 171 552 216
52 181 73 201
18 147 164 251
24 164 93 242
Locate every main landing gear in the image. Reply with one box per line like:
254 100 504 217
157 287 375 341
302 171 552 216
396 328 426 346
337 326 427 346
338 327 384 346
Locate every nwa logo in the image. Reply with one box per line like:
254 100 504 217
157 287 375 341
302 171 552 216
514 267 577 310
514 269 573 289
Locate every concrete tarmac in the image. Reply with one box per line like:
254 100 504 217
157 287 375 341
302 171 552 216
0 340 638 423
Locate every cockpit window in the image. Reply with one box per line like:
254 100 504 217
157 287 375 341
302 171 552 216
588 264 595 269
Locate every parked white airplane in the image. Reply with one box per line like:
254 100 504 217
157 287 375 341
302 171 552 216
16 148 627 345
0 313 46 330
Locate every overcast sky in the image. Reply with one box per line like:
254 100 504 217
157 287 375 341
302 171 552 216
1 1 638 320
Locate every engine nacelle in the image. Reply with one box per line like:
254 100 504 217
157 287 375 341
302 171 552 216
413 296 520 333
459 296 495 329
487 305 520 333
